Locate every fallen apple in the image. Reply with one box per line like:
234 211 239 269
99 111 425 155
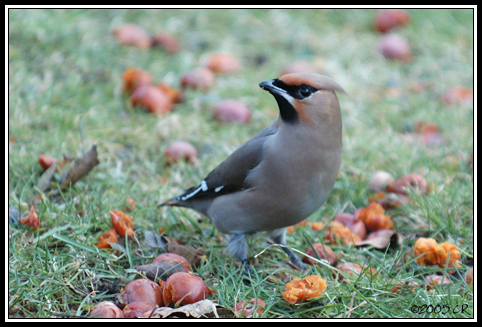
116 279 164 308
162 272 215 306
212 100 251 124
164 141 198 166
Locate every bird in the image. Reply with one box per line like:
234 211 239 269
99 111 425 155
160 73 346 272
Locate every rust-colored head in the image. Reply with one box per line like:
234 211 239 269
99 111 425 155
260 73 346 125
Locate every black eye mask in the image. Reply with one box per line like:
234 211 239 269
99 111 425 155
272 79 318 100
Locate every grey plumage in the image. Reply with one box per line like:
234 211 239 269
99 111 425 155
160 73 345 271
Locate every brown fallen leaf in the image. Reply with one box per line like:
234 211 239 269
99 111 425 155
32 160 59 205
20 205 40 231
136 260 189 281
37 160 58 193
143 299 232 318
59 144 99 189
161 235 202 267
355 232 402 250
37 161 58 192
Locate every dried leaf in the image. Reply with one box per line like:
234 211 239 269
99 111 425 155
20 205 40 231
136 260 189 281
161 235 202 266
355 232 402 249
108 242 127 253
145 230 167 250
144 299 232 318
59 144 99 188
37 160 58 192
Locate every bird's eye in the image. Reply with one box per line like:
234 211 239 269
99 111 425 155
299 86 312 98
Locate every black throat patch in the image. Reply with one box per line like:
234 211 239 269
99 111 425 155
271 93 299 123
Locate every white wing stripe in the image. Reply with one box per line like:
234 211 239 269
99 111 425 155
180 180 210 201
180 185 202 201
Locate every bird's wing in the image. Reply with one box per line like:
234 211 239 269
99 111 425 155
162 121 278 205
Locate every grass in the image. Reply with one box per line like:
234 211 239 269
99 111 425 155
8 8 474 319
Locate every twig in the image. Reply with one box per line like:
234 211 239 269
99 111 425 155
59 143 99 189
346 291 356 318
345 299 367 318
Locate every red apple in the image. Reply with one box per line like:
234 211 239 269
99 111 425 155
38 154 58 170
303 243 338 266
234 298 265 317
112 24 151 49
162 272 215 306
123 301 157 318
164 141 198 166
441 86 473 105
180 68 214 91
375 9 411 33
280 61 317 75
206 53 240 74
212 100 251 124
131 85 173 115
156 82 184 104
122 68 152 94
387 173 429 196
151 32 180 54
116 279 164 308
89 301 124 318
153 253 191 271
378 33 412 62
368 170 394 192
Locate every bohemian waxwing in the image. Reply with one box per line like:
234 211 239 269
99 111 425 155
160 73 346 272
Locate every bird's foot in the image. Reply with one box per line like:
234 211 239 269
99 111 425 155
282 246 308 270
242 258 255 276
286 257 308 271
240 259 258 285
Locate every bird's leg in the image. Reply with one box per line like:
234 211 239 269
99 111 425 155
228 233 254 275
269 228 307 270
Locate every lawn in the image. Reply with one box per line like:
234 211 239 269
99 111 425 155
8 8 474 319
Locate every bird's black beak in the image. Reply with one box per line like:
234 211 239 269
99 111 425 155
259 79 274 91
259 79 286 96
259 78 298 123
